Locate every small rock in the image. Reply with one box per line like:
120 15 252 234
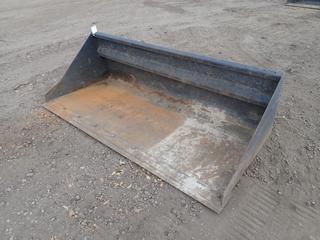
68 208 76 218
74 194 81 201
26 170 34 177
133 208 143 213
305 200 316 207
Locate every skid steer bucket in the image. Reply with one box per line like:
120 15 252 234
45 26 283 213
286 0 320 9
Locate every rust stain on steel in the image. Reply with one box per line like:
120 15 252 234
106 73 190 106
46 81 185 149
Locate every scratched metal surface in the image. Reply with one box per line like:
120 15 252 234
45 74 262 212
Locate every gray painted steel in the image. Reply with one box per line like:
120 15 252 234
45 28 283 213
286 0 320 9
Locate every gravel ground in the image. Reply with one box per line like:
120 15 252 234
0 0 320 239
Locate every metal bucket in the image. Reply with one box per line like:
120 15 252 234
45 26 283 213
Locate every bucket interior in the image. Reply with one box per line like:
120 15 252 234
45 64 265 211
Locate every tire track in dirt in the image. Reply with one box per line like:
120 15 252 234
218 179 320 240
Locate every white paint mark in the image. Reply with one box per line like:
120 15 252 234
91 25 97 35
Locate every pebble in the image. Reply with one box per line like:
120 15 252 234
305 200 316 207
26 171 34 177
75 194 81 201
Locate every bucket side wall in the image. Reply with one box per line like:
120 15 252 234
45 35 109 101
222 74 284 207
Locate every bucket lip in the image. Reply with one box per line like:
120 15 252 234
90 26 283 82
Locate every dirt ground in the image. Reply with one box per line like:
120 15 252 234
1 0 320 239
